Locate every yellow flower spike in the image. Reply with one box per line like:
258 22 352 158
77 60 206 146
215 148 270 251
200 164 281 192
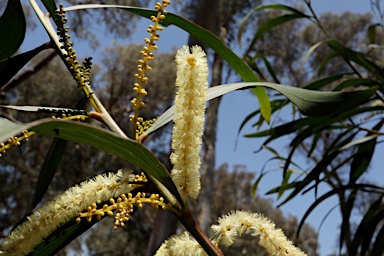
170 45 208 202
130 1 171 140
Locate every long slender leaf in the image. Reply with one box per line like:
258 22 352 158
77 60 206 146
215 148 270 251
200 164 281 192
350 195 384 255
367 23 381 45
238 4 310 49
0 105 89 115
326 40 384 83
0 0 26 60
316 52 339 76
371 222 384 256
29 216 100 255
12 97 89 232
0 118 181 203
333 78 379 91
349 120 384 182
60 4 271 123
147 82 377 136
246 54 281 83
276 129 359 207
0 43 52 88
303 73 348 90
246 13 309 57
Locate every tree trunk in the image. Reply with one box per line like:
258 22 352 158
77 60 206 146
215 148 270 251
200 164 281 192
198 53 223 233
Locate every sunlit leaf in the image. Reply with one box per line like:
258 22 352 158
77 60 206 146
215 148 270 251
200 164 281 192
61 4 271 123
147 82 377 136
0 118 181 203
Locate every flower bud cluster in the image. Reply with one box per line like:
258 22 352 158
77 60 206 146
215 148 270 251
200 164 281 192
0 130 34 158
55 5 97 110
130 0 171 139
77 191 171 230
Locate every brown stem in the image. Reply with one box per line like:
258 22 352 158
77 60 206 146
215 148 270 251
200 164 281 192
177 207 223 256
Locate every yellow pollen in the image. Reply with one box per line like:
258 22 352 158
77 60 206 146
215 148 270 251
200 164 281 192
187 54 196 66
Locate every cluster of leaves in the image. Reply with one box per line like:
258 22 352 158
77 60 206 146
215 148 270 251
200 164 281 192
238 2 384 255
0 0 379 255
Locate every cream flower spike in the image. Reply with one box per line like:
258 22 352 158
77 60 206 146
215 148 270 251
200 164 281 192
155 231 207 256
211 210 307 256
0 170 137 256
170 45 208 201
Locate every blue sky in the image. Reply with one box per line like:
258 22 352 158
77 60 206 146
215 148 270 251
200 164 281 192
18 0 379 255
218 1 377 256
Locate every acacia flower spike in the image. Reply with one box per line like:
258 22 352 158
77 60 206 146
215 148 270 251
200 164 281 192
170 45 208 202
0 170 139 256
211 210 307 256
155 231 207 256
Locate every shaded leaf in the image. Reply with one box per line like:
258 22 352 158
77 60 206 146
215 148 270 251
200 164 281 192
349 120 384 182
0 43 52 88
30 217 102 255
303 73 348 90
238 4 310 48
316 52 339 76
371 222 384 256
351 195 384 255
246 13 310 56
246 54 280 83
0 0 26 60
367 23 381 44
333 78 379 91
326 40 384 84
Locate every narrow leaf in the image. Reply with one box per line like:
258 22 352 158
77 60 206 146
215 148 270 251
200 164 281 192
367 23 380 44
62 4 271 123
0 0 26 60
246 13 309 56
349 120 384 182
0 43 52 88
238 4 310 45
146 82 377 136
0 118 181 203
0 105 89 115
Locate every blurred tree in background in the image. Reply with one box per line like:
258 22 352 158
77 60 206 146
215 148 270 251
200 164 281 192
240 1 384 255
